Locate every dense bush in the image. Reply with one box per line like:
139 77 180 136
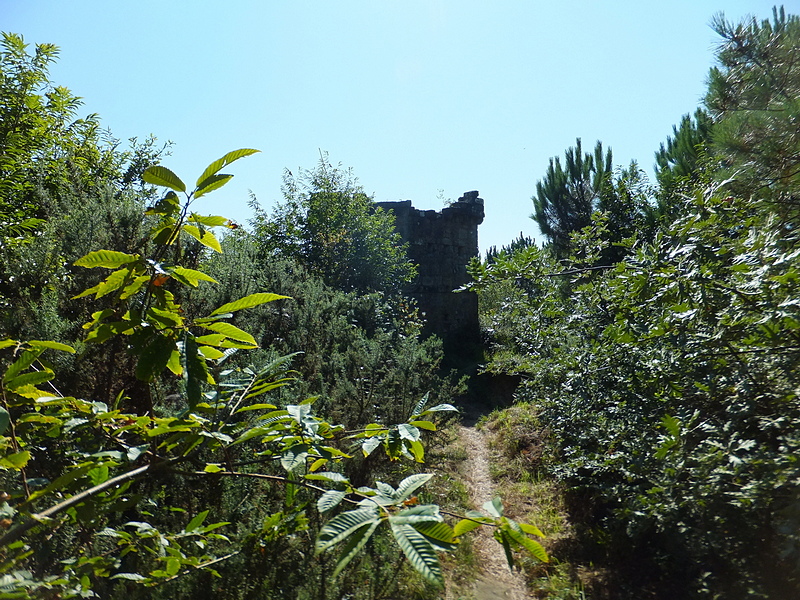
469 8 800 598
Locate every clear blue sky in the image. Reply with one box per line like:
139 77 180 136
4 0 786 252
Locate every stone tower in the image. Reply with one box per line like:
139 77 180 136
375 191 485 361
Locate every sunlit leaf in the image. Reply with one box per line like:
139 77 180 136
453 518 484 537
398 423 420 441
519 522 545 538
3 348 44 384
0 450 31 470
74 250 139 269
194 174 233 199
201 322 256 346
390 522 443 586
5 369 54 391
197 345 225 360
281 445 309 473
414 521 457 552
28 340 75 354
409 420 436 431
361 436 382 457
188 214 230 227
143 165 186 192
317 490 347 514
503 526 549 562
210 293 290 316
483 497 504 518
171 267 218 288
316 507 380 551
185 510 209 532
182 225 222 253
195 149 260 187
396 473 433 502
332 520 380 577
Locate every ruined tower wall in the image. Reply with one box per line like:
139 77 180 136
375 191 484 359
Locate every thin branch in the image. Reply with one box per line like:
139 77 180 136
0 462 159 549
160 551 240 584
547 264 617 277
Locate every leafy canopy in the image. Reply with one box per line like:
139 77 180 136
252 153 415 294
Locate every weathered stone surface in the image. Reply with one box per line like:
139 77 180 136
376 191 484 360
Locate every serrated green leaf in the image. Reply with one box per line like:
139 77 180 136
502 525 549 562
281 445 309 473
120 275 150 300
483 497 504 518
198 345 225 360
305 471 348 483
453 518 484 537
210 293 290 316
409 420 436 431
396 473 433 502
417 403 458 416
3 348 44 384
194 174 233 199
166 349 182 376
0 339 17 350
390 522 443 587
136 334 177 383
201 322 256 346
398 423 420 441
152 221 178 245
332 520 380 578
195 149 260 187
145 191 180 215
171 267 218 288
95 269 134 299
74 250 140 269
661 414 681 437
234 403 277 413
5 369 54 391
361 436 382 457
188 214 230 227
143 165 186 192
317 490 347 513
182 225 222 253
147 307 184 328
185 510 209 532
519 522 545 538
28 340 76 354
408 439 425 463
316 507 380 552
0 450 31 469
414 521 457 552
193 334 228 346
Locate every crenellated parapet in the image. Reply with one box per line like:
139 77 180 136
375 191 484 361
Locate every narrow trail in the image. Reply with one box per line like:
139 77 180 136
454 415 532 600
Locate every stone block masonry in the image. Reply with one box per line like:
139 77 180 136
375 191 484 362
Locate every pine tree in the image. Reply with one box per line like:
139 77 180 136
531 138 613 257
654 108 714 201
706 6 800 206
